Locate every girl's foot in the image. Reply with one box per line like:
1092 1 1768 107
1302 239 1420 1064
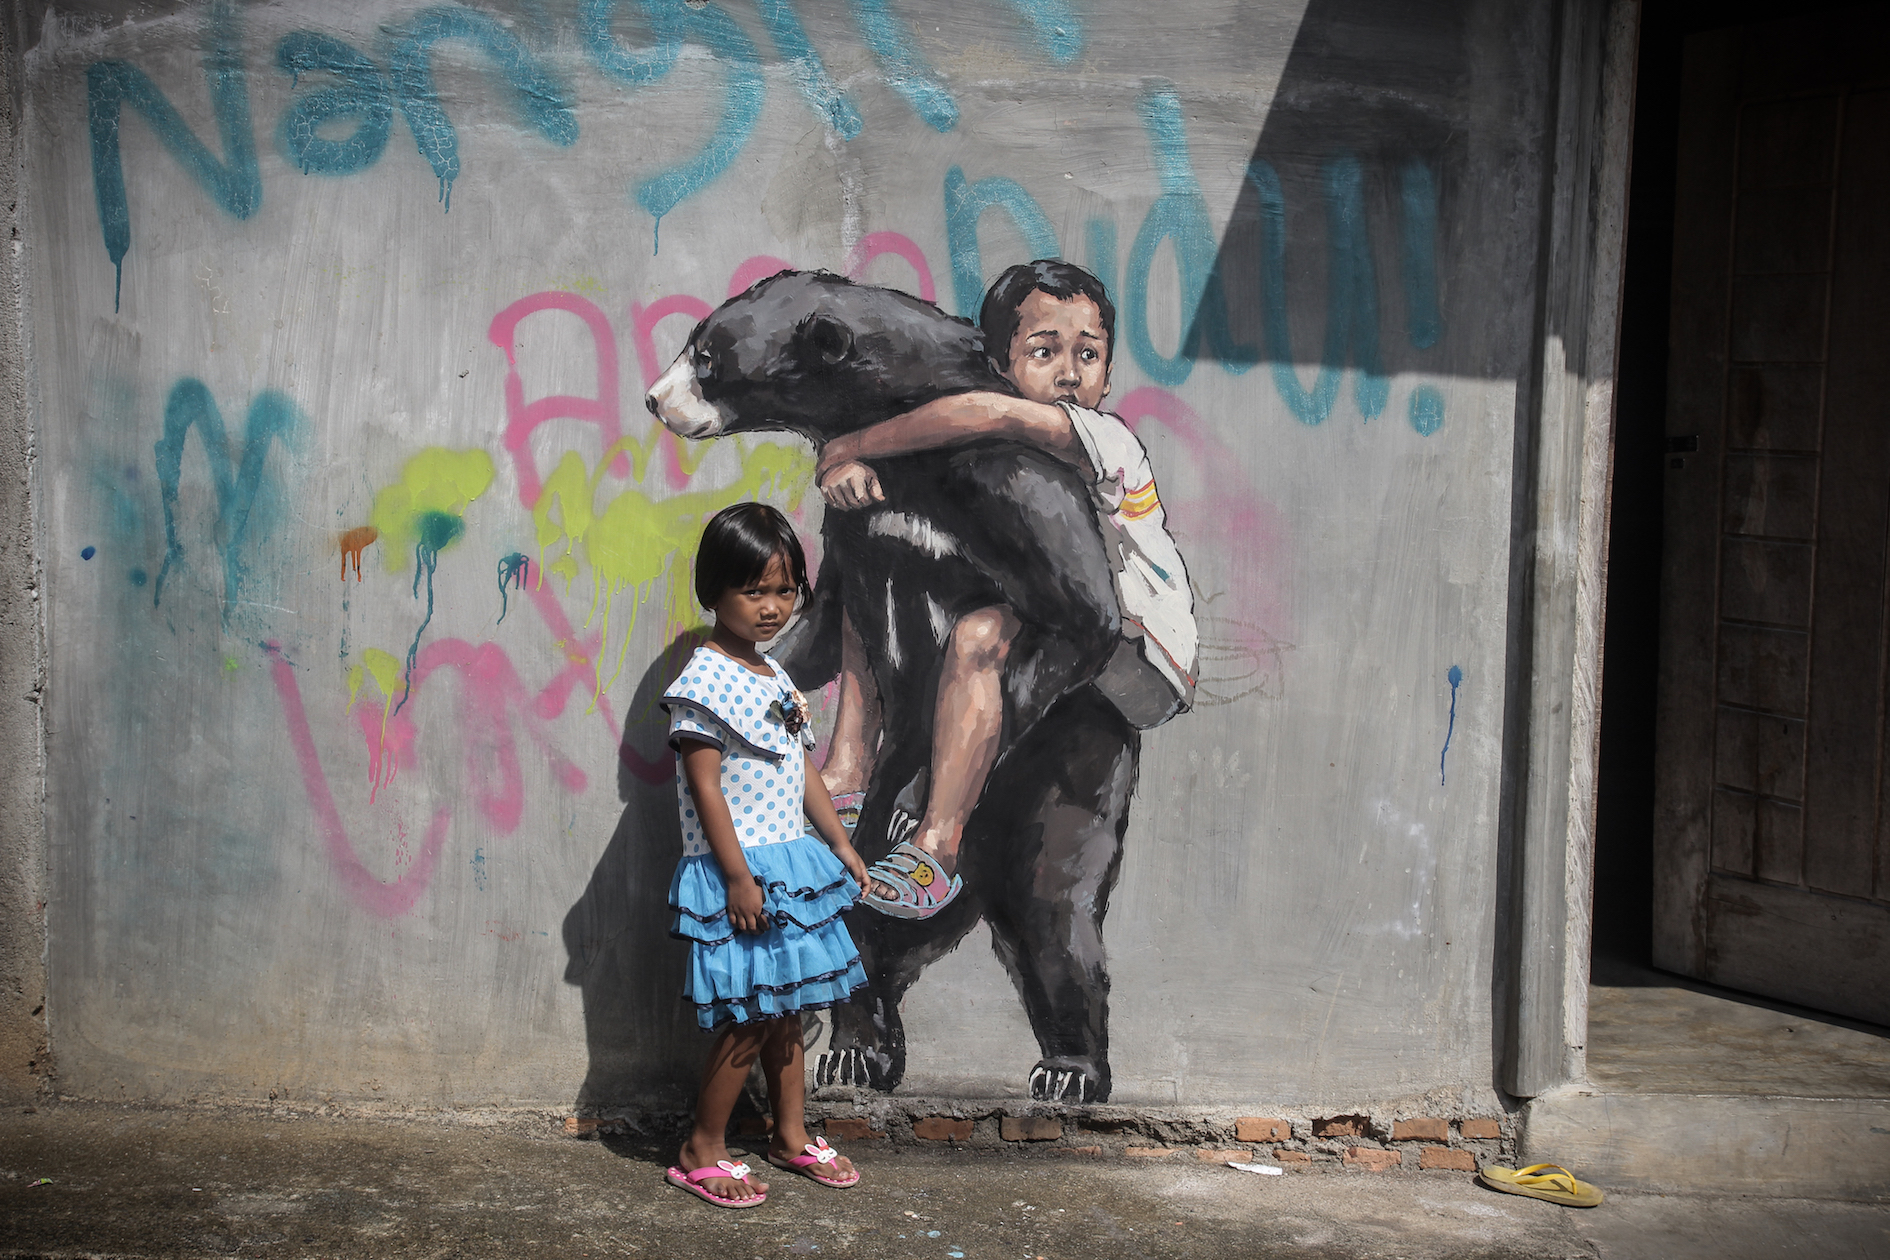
766 1134 860 1188
673 1139 768 1204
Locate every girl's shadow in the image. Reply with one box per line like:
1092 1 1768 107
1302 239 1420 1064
560 629 709 1114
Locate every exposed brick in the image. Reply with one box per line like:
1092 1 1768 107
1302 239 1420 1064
1392 1118 1448 1142
1055 1145 1103 1157
912 1116 972 1142
1342 1146 1402 1172
1001 1116 1064 1142
1235 1117 1290 1143
1275 1151 1313 1169
1420 1146 1478 1171
1458 1119 1502 1141
822 1118 886 1142
1197 1148 1253 1162
1124 1146 1176 1158
1313 1115 1371 1139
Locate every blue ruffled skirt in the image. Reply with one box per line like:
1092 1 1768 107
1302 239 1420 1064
669 833 867 1030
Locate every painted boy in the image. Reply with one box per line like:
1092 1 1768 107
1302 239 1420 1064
816 259 1199 918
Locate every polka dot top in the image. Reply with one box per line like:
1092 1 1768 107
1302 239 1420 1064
661 647 814 856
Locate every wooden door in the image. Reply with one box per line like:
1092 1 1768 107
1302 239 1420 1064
1652 12 1890 1024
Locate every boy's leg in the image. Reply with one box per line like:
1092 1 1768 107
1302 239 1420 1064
911 604 1021 877
820 611 880 799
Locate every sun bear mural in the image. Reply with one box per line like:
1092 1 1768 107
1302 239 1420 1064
649 265 1198 1103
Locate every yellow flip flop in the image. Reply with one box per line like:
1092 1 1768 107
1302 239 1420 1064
1477 1163 1604 1207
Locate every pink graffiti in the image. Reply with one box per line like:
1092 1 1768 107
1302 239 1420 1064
727 254 796 297
270 644 453 918
1115 384 1292 647
844 232 936 303
490 291 631 497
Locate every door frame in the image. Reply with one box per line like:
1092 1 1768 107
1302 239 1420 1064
1499 0 1638 1098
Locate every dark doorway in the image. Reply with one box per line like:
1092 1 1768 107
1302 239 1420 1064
1592 0 1890 983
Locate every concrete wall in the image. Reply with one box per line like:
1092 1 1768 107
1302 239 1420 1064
16 0 1578 1111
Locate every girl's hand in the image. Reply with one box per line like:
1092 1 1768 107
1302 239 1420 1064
818 459 883 510
726 873 770 933
829 839 871 897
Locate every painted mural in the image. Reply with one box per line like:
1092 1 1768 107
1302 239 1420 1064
28 0 1540 1109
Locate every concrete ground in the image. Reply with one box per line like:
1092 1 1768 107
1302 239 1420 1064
3 1103 1888 1259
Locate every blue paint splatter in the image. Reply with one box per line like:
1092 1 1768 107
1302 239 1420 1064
389 6 578 211
86 0 260 310
1124 89 1253 386
1245 155 1388 425
849 0 959 132
471 846 488 891
81 546 96 560
1400 159 1442 349
275 31 392 176
129 568 148 587
1409 385 1445 436
580 0 763 244
152 379 298 617
1440 665 1463 785
752 0 862 138
496 552 528 623
397 510 464 715
943 166 1058 317
1003 0 1085 62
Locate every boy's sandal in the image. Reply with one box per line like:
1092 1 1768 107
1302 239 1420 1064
860 840 962 920
829 791 865 837
664 1160 768 1208
765 1137 861 1188
1477 1163 1604 1208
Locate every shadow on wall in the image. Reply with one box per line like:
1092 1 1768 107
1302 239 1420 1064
1175 0 1484 420
560 629 708 1112
1171 0 1540 1098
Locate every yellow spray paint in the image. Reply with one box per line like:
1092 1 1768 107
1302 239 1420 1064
531 437 815 702
369 448 495 571
344 646 406 801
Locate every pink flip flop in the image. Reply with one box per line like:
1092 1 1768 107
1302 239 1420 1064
664 1159 768 1208
766 1137 861 1188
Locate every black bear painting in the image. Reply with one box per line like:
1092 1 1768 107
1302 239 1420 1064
648 269 1191 1103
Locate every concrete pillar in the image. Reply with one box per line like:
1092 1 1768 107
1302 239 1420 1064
0 5 50 1105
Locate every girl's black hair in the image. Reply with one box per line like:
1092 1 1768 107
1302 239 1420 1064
979 259 1117 375
694 502 810 609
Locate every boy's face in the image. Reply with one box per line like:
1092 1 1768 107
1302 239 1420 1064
1003 290 1111 410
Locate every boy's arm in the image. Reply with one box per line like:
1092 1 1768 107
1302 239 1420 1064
821 610 880 797
817 392 1087 509
678 738 769 932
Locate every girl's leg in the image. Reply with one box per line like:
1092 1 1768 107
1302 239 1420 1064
678 1022 771 1201
764 1014 857 1180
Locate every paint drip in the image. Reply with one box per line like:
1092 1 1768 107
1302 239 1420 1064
530 437 812 704
1441 664 1463 785
398 510 463 715
346 646 405 801
496 552 528 623
340 525 378 579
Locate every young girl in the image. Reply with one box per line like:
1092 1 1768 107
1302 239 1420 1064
661 502 872 1208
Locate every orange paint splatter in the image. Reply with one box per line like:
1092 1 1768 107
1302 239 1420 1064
340 526 379 580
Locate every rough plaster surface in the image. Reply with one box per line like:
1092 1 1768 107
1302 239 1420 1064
0 6 51 1106
14 0 1578 1110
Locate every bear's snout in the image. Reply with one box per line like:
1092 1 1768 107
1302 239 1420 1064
647 349 729 439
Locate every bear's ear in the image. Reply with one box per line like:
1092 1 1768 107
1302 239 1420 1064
795 312 853 368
